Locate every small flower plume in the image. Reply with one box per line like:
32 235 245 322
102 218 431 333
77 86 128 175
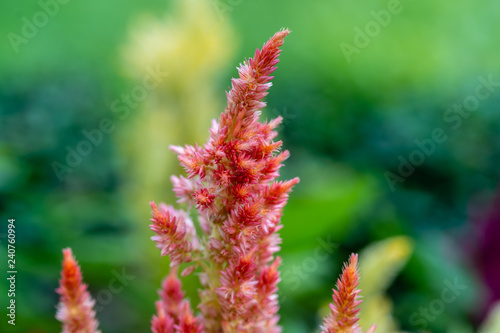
56 248 100 333
151 268 203 333
149 29 298 332
321 254 376 333
150 202 200 267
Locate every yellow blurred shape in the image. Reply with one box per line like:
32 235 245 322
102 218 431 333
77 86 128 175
479 302 500 333
358 236 414 333
123 0 235 87
117 0 236 231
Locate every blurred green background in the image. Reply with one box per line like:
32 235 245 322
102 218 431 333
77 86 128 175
1 0 500 332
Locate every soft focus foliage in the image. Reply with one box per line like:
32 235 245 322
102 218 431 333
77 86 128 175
119 0 235 222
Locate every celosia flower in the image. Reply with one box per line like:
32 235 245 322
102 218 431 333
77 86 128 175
151 268 203 333
150 201 200 266
56 248 100 333
320 254 376 333
149 29 299 332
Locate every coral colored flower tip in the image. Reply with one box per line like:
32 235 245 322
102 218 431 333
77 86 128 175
56 248 100 333
321 253 364 333
151 268 204 333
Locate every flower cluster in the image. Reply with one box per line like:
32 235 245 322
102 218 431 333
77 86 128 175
150 202 200 267
56 248 100 333
149 29 298 332
151 268 203 333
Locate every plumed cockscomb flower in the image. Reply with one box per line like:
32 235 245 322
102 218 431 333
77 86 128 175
149 29 298 333
56 248 100 333
321 254 376 333
150 202 200 266
151 268 204 333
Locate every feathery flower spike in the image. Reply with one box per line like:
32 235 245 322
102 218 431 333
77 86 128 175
150 29 298 333
149 201 200 266
321 253 376 333
151 268 204 333
56 248 100 333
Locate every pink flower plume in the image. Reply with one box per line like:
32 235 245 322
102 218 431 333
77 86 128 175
150 29 298 332
151 268 203 333
56 248 100 333
320 254 376 333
